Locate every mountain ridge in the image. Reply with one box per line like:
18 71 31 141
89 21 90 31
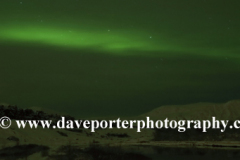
140 99 240 120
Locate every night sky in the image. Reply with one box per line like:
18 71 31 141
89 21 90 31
0 0 240 118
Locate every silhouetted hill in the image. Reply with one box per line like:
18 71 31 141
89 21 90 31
141 99 240 120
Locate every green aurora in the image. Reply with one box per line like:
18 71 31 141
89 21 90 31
0 0 240 117
0 24 239 59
